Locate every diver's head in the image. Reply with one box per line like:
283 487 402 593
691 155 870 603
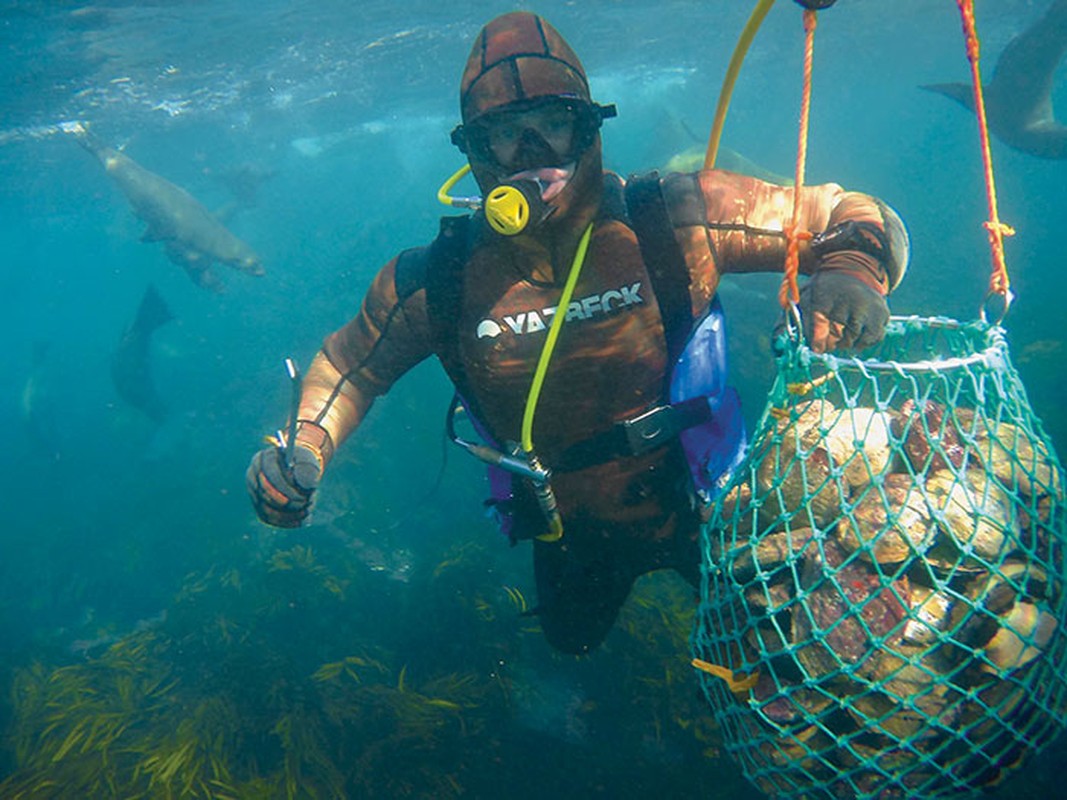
450 12 615 231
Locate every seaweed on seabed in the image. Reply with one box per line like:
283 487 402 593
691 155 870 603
310 663 490 798
0 543 508 798
609 572 726 764
1 630 254 799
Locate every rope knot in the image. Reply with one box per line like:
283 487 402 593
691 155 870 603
983 220 1015 239
957 1 981 62
779 223 812 308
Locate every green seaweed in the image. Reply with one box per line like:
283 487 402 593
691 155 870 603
0 541 503 798
2 529 731 797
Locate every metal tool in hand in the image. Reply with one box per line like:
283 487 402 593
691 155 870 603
275 357 302 472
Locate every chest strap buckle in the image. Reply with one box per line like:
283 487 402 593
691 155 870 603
620 398 712 458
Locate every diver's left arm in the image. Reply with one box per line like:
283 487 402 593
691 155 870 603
668 170 909 352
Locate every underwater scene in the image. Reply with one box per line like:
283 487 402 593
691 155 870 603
2 0 1066 797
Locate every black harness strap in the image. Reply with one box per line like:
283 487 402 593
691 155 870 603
424 215 473 376
552 395 711 472
393 246 429 300
623 171 696 368
422 216 484 416
395 214 495 429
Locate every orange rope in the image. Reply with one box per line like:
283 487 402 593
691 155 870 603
956 0 1014 300
778 9 818 310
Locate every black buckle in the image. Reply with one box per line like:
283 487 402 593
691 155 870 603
620 405 683 457
554 398 712 472
810 220 889 267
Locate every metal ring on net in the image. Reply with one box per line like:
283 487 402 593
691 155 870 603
694 313 1067 799
817 315 1006 374
979 288 1015 326
773 301 806 352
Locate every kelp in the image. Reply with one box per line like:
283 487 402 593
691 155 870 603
0 543 498 798
2 529 735 797
613 573 725 760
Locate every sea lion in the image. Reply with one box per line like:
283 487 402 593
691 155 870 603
111 285 173 424
922 0 1067 160
73 123 264 290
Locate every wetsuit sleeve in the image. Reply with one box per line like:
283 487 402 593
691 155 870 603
292 257 433 468
666 169 908 312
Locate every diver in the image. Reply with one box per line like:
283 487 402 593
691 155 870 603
247 11 909 655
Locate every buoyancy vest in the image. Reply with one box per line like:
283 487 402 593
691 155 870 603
395 171 746 540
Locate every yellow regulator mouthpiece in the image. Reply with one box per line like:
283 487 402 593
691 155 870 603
485 184 530 236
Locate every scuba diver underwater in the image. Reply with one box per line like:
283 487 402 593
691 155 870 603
247 10 910 655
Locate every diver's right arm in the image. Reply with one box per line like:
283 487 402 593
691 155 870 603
247 258 433 527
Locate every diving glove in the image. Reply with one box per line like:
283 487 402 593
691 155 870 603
246 444 322 528
777 268 889 354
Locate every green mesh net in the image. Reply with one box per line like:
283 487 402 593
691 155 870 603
693 315 1067 798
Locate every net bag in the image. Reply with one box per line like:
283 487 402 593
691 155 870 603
693 315 1067 798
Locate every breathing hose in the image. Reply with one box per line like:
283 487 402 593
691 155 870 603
520 222 595 541
704 0 778 169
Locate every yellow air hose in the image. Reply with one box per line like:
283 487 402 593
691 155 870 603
437 163 481 209
704 0 777 169
520 222 594 541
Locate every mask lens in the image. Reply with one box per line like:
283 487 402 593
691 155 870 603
465 99 592 169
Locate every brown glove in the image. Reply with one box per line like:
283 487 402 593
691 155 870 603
246 444 322 528
795 268 889 353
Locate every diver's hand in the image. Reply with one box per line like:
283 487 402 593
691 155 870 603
778 269 889 354
246 444 321 528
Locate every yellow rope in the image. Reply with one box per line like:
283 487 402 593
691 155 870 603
692 658 759 694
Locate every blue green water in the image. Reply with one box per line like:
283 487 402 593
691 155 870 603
1 1 1065 796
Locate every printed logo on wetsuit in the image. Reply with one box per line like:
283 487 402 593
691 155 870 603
475 282 644 339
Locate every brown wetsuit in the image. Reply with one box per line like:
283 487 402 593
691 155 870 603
291 169 899 654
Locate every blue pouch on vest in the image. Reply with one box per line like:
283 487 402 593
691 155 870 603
669 296 746 499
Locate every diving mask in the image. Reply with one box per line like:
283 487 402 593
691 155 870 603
451 96 616 171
